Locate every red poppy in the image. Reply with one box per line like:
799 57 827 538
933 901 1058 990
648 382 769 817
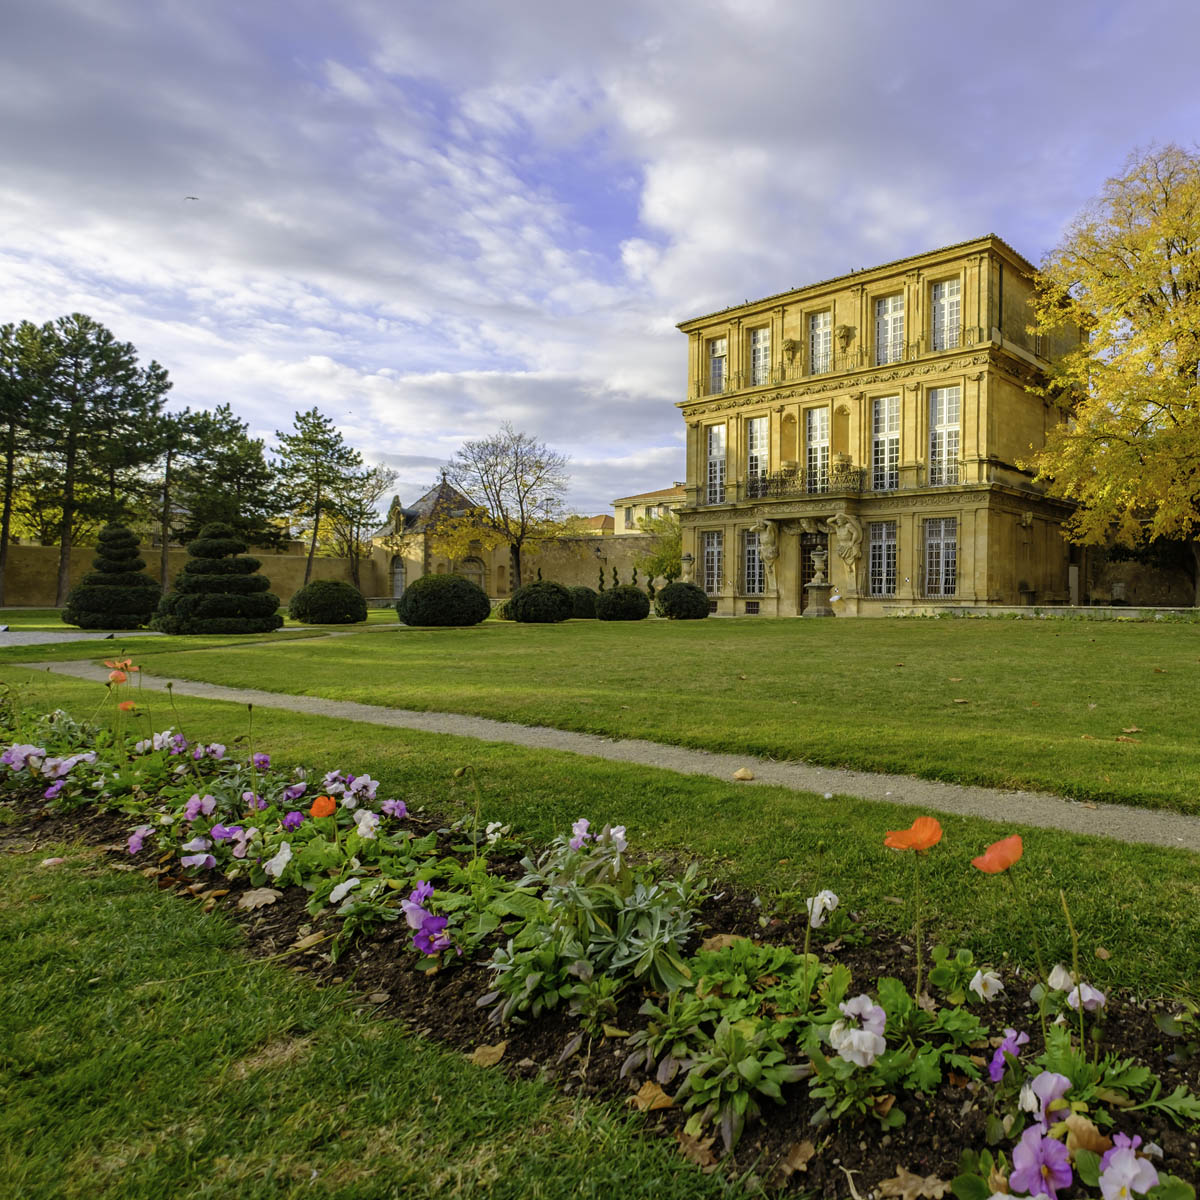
108 670 128 684
884 816 943 852
309 794 336 818
971 834 1023 874
118 700 137 712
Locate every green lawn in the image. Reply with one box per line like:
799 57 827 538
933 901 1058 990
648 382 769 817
6 672 1199 996
0 848 731 1200
59 616 1200 814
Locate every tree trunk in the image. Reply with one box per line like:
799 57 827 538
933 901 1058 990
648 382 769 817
55 440 76 607
1190 539 1200 607
305 500 319 586
0 422 16 606
159 446 173 592
510 542 521 590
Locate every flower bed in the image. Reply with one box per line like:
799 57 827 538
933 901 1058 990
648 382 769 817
2 671 1198 1198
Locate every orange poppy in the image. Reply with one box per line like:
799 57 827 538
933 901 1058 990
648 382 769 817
309 794 337 818
108 670 128 684
118 700 137 712
971 834 1023 874
884 816 943 852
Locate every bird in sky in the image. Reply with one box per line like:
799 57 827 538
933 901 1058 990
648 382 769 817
184 195 199 200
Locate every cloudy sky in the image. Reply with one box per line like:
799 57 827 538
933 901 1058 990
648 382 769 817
3 0 1199 515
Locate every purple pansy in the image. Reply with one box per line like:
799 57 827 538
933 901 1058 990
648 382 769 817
184 794 216 821
43 780 66 800
381 799 407 819
1009 1125 1072 1198
127 824 155 855
282 810 305 831
569 817 593 850
414 913 451 955
282 782 308 803
252 752 270 770
210 824 242 843
181 852 217 870
1020 1071 1072 1131
230 826 258 859
989 1027 1030 1082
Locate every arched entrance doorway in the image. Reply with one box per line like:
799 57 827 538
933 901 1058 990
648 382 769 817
390 556 406 599
455 557 486 593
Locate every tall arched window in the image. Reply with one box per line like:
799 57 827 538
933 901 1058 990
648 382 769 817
390 556 406 598
456 557 486 593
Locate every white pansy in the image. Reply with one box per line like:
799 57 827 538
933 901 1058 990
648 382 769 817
263 841 293 879
329 877 361 905
805 889 840 929
1047 963 1075 992
969 969 1004 1001
1067 981 1106 1012
353 810 379 839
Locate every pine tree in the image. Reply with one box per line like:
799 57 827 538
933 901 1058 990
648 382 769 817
153 523 282 635
61 523 160 629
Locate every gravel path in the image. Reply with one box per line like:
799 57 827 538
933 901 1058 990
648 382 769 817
24 659 1200 856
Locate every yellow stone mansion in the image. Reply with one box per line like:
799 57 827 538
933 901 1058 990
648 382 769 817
675 235 1082 616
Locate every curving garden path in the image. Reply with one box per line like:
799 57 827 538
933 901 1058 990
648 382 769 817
23 658 1200 856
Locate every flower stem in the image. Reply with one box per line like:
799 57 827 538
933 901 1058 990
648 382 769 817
1060 889 1088 1055
913 852 923 1001
1007 871 1049 1047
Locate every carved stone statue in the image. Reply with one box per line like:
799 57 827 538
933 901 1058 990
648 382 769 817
827 511 863 570
680 553 694 584
798 517 830 536
750 518 779 593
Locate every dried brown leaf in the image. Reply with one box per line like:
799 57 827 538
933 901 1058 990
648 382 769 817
1095 946 1111 961
952 698 969 704
627 1080 673 1111
1080 734 1096 740
238 887 282 911
1154 667 1167 673
1065 1112 1112 1155
877 1165 951 1199
291 932 326 952
675 1129 718 1170
1115 735 1140 743
1123 725 1143 733
774 1139 815 1178
468 1040 507 1068
700 934 747 952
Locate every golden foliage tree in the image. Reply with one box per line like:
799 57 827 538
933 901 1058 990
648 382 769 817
1027 144 1200 600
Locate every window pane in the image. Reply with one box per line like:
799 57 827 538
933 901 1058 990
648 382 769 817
928 387 960 485
706 425 726 504
931 280 961 351
868 521 897 596
743 529 763 594
806 407 829 493
872 395 899 490
874 295 904 365
809 312 832 374
702 531 723 594
749 327 770 386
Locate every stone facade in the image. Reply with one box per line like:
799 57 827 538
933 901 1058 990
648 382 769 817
611 484 686 535
676 235 1084 616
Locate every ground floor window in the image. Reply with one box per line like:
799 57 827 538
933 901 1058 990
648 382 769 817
390 556 405 598
455 557 485 592
742 528 763 594
867 521 896 596
923 517 957 597
702 531 723 594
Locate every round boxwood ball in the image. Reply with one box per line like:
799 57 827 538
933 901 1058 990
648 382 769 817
288 579 367 624
654 581 710 620
396 573 491 627
509 579 573 623
595 584 650 622
568 585 597 619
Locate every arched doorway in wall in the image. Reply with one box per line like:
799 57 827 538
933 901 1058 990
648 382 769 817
455 557 486 593
390 556 406 599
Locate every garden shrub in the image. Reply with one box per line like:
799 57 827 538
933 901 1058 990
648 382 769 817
494 598 514 620
595 584 650 622
287 579 367 625
654 581 710 620
152 523 283 635
396 573 490 627
62 523 160 630
568 585 597 619
509 580 573 624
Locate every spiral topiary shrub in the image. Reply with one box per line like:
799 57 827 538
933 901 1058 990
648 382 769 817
654 581 710 620
288 579 367 625
509 580 573 624
568 585 597 619
396 573 491 627
62 523 160 630
152 523 283 635
595 584 650 622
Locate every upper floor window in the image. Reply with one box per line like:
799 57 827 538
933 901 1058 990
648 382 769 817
746 415 768 490
707 336 727 393
928 386 960 485
706 424 726 505
742 528 764 594
702 530 723 595
872 395 899 491
805 407 829 494
931 279 961 351
875 294 905 364
749 326 771 386
809 312 832 375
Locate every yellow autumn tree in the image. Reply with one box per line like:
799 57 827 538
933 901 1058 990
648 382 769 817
1026 144 1200 601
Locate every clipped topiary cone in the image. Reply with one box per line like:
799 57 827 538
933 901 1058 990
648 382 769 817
62 522 160 630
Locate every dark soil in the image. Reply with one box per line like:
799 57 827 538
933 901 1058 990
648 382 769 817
4 796 1198 1196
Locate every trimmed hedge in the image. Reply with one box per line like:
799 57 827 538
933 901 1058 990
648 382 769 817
153 523 282 635
568 585 598 619
654 581 710 620
288 579 367 625
595 584 650 622
62 523 160 630
509 580 573 624
396 574 491 627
